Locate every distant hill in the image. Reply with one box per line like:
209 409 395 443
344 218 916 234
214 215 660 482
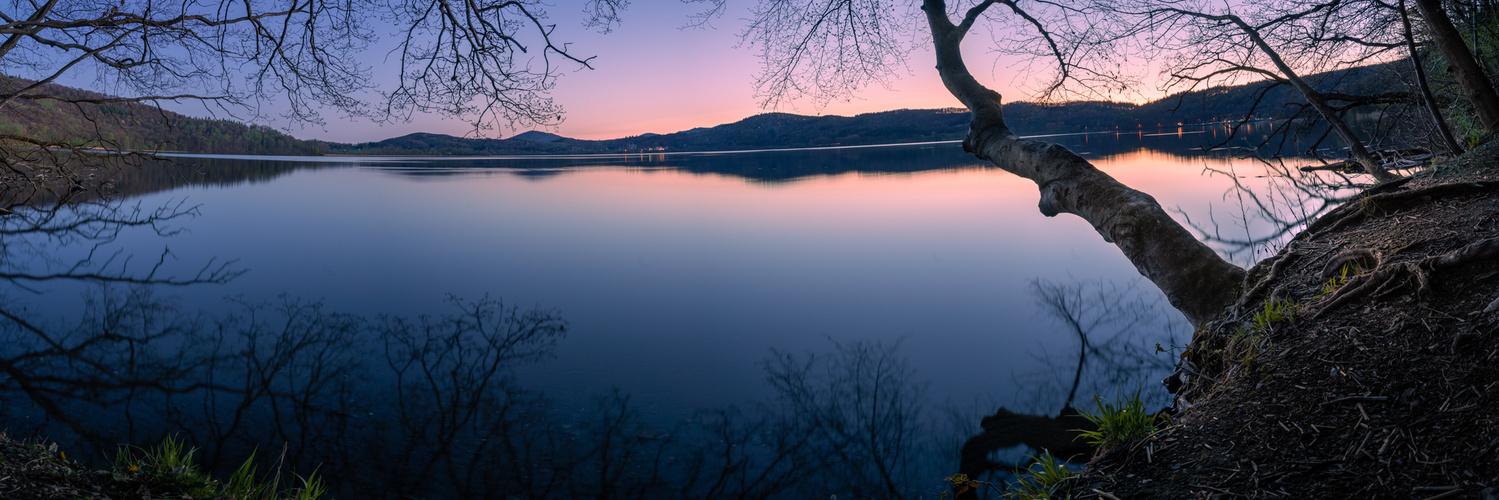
2 59 1409 156
337 60 1408 155
509 130 565 142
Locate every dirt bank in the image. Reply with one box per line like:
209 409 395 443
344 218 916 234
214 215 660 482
1072 142 1499 498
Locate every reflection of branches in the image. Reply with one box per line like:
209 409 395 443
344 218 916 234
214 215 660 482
677 406 817 499
0 196 243 449
183 296 364 467
1178 156 1366 262
0 286 224 449
1032 279 1160 410
956 279 1183 493
1029 279 1183 408
0 198 243 289
763 339 927 499
372 295 566 497
2 281 952 498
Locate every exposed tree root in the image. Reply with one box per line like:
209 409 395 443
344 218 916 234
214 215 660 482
1320 248 1380 279
1075 148 1499 499
1427 235 1499 270
1236 246 1300 312
1310 237 1499 318
1297 181 1499 241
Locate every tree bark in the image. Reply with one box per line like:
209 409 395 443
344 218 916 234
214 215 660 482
1413 0 1499 134
1402 0 1465 154
922 0 1246 328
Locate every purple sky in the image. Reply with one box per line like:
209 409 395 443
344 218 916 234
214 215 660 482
136 3 1147 144
280 3 998 143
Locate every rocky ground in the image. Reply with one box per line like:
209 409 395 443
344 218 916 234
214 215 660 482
1072 141 1499 498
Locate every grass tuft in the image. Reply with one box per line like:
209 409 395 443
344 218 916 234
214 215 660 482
112 436 326 500
1318 262 1364 298
1250 297 1298 332
1006 452 1075 499
1075 389 1156 448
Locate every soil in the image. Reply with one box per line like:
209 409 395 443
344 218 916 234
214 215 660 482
1071 141 1499 498
0 434 167 500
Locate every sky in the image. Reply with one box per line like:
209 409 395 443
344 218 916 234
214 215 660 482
233 2 1014 143
529 2 964 142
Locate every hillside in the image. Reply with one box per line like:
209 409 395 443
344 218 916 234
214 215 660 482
1062 146 1499 498
1 59 1409 156
0 76 330 156
338 60 1410 155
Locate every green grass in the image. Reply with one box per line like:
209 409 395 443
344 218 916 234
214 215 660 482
1250 297 1298 332
1075 389 1156 448
1006 452 1075 500
1317 262 1365 298
112 436 326 500
1218 297 1299 366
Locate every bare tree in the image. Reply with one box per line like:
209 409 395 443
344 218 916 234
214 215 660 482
1410 0 1499 132
1398 0 1465 153
742 0 1245 327
0 0 628 195
1120 0 1406 181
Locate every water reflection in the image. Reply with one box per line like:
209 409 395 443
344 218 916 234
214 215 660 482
2 286 952 498
955 279 1184 497
70 122 1367 200
1183 156 1368 262
0 199 1198 499
0 130 1370 498
2 196 949 497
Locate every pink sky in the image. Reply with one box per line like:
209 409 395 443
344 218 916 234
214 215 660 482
142 3 1170 144
279 3 1014 143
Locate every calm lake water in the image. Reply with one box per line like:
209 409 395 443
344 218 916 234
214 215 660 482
0 124 1357 498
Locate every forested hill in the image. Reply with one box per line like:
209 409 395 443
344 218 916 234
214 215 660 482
2 59 1404 156
322 59 1412 155
0 76 331 156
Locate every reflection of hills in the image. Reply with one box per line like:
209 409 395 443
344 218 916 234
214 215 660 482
106 157 348 199
6 156 350 207
353 142 993 183
671 144 987 182
88 128 1318 198
363 126 1314 184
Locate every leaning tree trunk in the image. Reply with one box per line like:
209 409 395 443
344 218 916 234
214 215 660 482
921 0 1246 328
1413 0 1499 134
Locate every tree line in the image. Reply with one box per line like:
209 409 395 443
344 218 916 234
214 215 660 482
1 58 1426 160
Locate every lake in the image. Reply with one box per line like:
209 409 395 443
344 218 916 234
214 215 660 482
0 123 1359 498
